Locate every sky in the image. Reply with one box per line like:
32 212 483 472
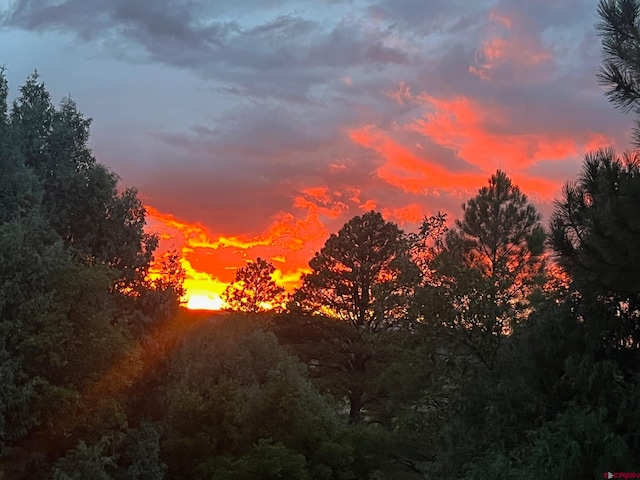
0 0 633 309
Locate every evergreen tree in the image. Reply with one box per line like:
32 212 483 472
0 71 179 478
420 171 545 368
9 72 157 290
160 317 353 480
551 148 640 357
456 171 545 294
294 211 419 331
597 0 640 145
290 211 420 425
223 257 285 313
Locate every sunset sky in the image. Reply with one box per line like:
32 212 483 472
0 0 633 309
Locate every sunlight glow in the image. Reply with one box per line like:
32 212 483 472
145 205 315 312
186 293 226 311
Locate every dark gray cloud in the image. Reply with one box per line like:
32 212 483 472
2 0 425 109
4 0 410 67
373 0 493 32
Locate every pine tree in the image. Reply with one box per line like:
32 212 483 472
597 0 640 144
551 147 640 350
294 211 419 331
223 257 285 313
422 171 545 368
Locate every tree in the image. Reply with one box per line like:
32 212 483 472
0 71 175 478
550 148 640 353
410 212 448 275
9 72 55 174
551 148 640 296
138 250 186 324
160 317 353 480
456 287 640 480
0 71 41 227
223 257 285 313
420 171 545 368
9 72 157 291
290 211 420 425
294 211 419 331
0 67 7 126
578 0 640 360
597 0 640 145
456 170 545 302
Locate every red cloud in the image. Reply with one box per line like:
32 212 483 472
382 203 425 225
353 82 615 203
349 123 483 194
412 94 588 170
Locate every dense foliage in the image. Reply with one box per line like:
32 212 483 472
0 71 184 479
2 2 640 477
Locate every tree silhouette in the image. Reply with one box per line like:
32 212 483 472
597 0 640 144
422 171 545 368
9 72 157 290
294 211 419 331
551 148 640 349
291 211 419 423
456 170 545 300
223 257 285 313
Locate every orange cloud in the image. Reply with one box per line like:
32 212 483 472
359 83 614 202
382 203 425 225
293 187 350 220
348 108 602 202
346 187 361 204
359 199 377 211
349 124 482 194
412 94 583 170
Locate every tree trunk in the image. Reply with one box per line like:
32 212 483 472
349 389 363 424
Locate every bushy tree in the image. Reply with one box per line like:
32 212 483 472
0 71 180 478
289 212 421 426
136 250 186 326
223 257 285 313
9 72 157 290
52 423 166 480
160 317 354 480
294 211 419 331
